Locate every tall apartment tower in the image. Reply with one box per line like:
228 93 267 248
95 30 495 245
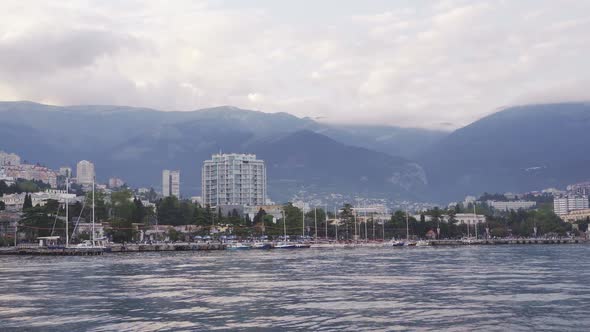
553 195 589 215
76 160 95 185
202 153 266 207
162 170 180 198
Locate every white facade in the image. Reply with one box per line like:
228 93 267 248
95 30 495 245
553 196 589 216
202 153 266 207
108 177 125 188
487 200 536 211
59 167 72 178
162 170 180 198
76 160 95 185
454 213 486 225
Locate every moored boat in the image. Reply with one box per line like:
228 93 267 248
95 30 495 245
226 242 252 250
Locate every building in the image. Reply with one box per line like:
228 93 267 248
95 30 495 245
76 160 95 185
561 209 590 223
567 182 590 196
0 151 21 166
59 167 72 178
202 153 266 207
487 200 536 211
454 213 486 225
554 195 589 216
2 164 57 188
162 170 180 198
108 177 125 189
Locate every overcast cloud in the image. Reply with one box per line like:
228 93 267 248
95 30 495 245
0 0 589 129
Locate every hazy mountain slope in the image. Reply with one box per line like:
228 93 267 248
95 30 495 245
421 102 590 200
0 101 430 200
250 130 428 201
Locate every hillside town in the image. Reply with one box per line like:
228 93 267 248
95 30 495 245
0 149 588 249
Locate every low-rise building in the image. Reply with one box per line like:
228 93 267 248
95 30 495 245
487 200 536 211
561 209 590 223
454 213 486 225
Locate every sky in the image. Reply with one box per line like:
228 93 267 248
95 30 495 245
0 0 589 130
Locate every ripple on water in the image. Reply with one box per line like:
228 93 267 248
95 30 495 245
1 246 590 331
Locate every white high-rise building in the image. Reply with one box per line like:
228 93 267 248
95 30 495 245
554 195 589 215
162 170 180 198
202 153 266 207
76 160 95 185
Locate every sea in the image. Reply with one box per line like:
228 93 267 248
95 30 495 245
1 245 589 331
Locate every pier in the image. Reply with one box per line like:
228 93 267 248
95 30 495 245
431 238 585 246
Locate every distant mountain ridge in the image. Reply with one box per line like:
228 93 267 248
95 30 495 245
0 101 432 201
420 102 590 200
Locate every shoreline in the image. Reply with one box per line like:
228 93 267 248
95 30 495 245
0 238 586 255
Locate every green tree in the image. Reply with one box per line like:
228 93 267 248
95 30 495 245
22 194 32 210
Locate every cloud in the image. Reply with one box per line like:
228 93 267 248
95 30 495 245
0 0 589 129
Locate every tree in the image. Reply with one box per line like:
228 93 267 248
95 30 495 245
22 194 32 210
253 209 267 224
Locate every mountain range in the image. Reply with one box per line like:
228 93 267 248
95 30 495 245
1 101 589 202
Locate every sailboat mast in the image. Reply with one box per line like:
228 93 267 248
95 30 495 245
283 210 287 241
405 206 409 242
92 176 95 247
302 204 305 238
364 204 368 243
314 207 317 243
65 177 69 248
325 204 328 240
334 207 338 241
473 203 478 239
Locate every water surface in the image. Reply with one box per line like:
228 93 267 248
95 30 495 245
1 245 589 331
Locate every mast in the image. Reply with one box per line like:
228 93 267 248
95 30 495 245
383 207 386 242
325 204 328 240
314 207 317 243
282 209 287 241
353 211 357 242
92 176 95 247
364 204 368 243
65 177 69 248
473 203 478 239
405 206 409 242
301 203 306 238
334 207 338 241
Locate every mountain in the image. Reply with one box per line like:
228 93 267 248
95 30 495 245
420 102 590 200
251 130 427 201
0 101 429 201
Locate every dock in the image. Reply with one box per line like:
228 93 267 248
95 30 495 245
431 238 585 245
0 246 104 256
109 242 225 252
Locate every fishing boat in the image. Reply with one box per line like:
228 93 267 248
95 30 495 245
226 242 251 250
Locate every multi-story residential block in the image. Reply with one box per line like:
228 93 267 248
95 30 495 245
76 160 95 185
553 195 589 215
162 170 180 198
487 200 536 211
202 153 266 207
567 181 590 196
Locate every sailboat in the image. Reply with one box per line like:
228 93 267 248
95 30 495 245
275 210 297 249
